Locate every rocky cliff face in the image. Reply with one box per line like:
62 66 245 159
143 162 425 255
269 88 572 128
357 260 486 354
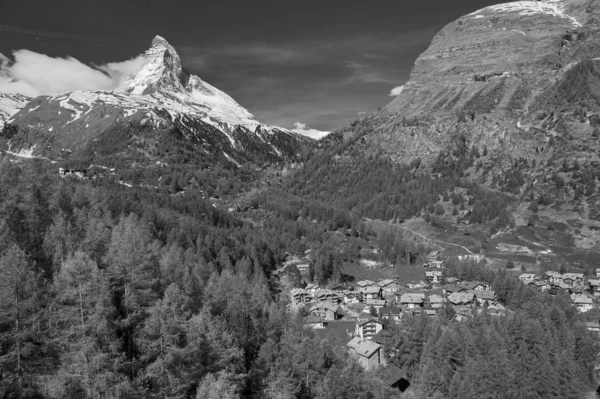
325 0 600 252
386 0 598 118
0 36 312 166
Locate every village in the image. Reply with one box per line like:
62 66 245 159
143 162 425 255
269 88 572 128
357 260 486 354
278 250 600 392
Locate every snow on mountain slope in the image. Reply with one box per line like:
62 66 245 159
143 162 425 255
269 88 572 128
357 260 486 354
1 36 312 165
0 93 31 129
115 36 259 128
467 0 582 27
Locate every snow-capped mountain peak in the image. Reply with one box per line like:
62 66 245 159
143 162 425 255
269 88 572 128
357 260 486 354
116 35 259 128
116 35 184 95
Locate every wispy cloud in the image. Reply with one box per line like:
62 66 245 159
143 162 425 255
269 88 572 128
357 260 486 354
344 60 398 84
291 122 330 140
0 50 144 97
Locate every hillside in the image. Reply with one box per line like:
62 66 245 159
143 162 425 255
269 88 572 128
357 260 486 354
285 0 600 271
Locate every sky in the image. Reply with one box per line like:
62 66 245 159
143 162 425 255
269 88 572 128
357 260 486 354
0 0 501 136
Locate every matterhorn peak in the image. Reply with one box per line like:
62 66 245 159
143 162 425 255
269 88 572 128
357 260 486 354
116 35 186 95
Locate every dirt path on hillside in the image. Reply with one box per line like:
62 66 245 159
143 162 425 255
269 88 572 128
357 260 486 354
365 218 477 255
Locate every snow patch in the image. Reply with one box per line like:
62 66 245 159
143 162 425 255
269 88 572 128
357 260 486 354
6 144 38 158
468 0 581 27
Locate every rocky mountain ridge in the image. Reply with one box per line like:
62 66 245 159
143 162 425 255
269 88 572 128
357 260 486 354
0 36 312 167
308 0 600 258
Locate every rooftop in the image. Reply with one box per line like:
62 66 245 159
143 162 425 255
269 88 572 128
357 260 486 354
347 337 382 358
378 364 407 387
400 293 425 303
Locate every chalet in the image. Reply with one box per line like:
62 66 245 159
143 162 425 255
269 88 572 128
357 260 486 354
296 263 310 273
330 282 354 296
472 290 497 306
546 271 563 284
356 318 384 340
425 270 443 284
589 279 600 297
366 299 387 310
356 280 376 289
344 291 362 304
459 281 491 291
486 303 507 317
305 283 318 294
406 281 426 289
519 273 536 281
446 277 462 284
427 260 445 269
527 280 550 292
361 286 383 301
399 293 425 309
596 268 600 278
290 288 309 304
379 306 402 322
347 337 386 371
428 294 445 309
424 309 438 318
313 289 339 305
377 364 411 393
308 303 340 320
563 273 585 287
442 284 466 295
378 279 399 293
447 292 475 306
571 294 593 313
59 168 87 179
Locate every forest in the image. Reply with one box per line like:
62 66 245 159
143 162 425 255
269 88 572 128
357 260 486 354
0 159 598 398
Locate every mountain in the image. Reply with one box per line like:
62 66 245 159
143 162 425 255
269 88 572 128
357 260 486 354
0 93 30 130
287 0 600 265
0 36 312 167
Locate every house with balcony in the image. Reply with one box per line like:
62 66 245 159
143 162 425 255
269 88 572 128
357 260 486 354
355 318 384 340
425 270 443 284
361 286 383 301
378 279 399 293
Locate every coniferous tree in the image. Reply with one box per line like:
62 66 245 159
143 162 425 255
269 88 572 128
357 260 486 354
0 245 43 395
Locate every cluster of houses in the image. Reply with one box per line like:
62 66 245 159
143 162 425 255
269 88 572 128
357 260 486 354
519 270 597 313
288 275 508 383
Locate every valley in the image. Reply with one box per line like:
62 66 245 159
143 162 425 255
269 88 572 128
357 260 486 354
1 0 600 397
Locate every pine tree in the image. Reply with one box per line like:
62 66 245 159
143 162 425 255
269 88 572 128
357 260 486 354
52 250 123 398
0 245 43 394
139 283 191 398
104 214 158 380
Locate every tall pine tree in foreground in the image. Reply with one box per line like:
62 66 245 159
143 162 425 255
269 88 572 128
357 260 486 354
0 245 43 396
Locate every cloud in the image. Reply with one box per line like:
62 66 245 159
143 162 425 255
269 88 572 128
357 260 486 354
389 85 404 96
344 60 398 84
291 122 330 140
0 50 145 97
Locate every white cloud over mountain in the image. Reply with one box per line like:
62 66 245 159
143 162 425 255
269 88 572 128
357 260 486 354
0 50 145 97
291 122 330 140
